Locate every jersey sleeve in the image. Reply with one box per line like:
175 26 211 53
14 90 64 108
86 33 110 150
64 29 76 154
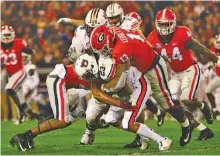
180 26 192 42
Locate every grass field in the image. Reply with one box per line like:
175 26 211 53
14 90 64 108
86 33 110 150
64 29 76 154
1 119 220 155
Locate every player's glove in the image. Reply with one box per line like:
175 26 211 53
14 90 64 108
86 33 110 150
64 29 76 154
57 18 73 24
120 99 137 110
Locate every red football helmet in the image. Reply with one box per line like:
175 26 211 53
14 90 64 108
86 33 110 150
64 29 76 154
90 25 115 57
155 9 176 36
1 25 15 44
128 12 142 25
214 34 220 49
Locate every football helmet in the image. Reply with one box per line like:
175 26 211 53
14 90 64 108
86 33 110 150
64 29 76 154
1 25 15 44
22 53 32 65
128 12 142 25
85 8 107 35
74 54 99 81
90 25 115 57
214 34 220 49
155 9 176 36
106 3 124 26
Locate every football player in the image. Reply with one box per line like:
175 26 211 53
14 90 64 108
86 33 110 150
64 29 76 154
10 8 107 152
75 53 172 151
0 25 34 124
206 34 220 118
90 25 194 146
105 3 166 148
147 9 217 140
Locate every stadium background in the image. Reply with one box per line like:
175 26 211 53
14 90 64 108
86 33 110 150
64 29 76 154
1 1 220 155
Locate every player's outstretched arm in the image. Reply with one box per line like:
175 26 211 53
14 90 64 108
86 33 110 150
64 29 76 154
57 18 84 26
185 38 219 64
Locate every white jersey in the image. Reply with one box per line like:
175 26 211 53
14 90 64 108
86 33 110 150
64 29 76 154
120 16 140 31
74 25 90 50
22 62 40 100
98 56 142 92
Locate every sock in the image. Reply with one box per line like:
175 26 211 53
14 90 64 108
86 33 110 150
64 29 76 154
137 124 164 144
156 109 161 116
201 102 205 110
196 123 206 131
181 118 189 127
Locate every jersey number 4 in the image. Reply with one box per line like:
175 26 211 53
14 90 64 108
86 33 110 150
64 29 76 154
161 47 183 62
1 53 18 65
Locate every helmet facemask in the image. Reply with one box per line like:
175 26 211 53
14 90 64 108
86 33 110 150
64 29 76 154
155 19 176 36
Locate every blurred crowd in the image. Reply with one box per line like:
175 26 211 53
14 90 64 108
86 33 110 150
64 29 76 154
1 1 220 67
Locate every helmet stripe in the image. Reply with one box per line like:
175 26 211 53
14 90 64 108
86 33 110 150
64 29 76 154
95 9 100 25
162 9 167 19
91 8 98 26
90 9 95 25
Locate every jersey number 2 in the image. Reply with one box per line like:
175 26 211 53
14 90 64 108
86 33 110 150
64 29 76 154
1 53 18 65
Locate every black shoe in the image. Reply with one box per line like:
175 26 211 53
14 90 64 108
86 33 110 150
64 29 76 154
157 110 166 127
123 135 142 149
200 101 213 124
10 134 28 151
179 120 194 146
197 128 214 140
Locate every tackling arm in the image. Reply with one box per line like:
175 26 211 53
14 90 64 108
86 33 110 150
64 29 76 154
185 38 219 63
57 18 84 27
101 60 130 93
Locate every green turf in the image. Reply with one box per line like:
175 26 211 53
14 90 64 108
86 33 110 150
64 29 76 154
1 119 220 155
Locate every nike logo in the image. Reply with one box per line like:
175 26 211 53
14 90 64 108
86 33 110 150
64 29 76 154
183 133 190 142
186 70 191 72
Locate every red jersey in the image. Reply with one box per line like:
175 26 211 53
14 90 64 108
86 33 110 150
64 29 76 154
64 65 89 87
211 46 220 76
112 27 157 73
148 26 195 72
1 39 27 74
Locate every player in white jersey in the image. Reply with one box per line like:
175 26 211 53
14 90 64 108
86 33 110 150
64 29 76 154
75 54 172 151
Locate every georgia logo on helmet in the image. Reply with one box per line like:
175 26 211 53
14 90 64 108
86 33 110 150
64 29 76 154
1 25 15 44
85 8 108 35
90 25 116 57
74 53 99 81
155 9 176 36
106 3 124 26
214 34 220 50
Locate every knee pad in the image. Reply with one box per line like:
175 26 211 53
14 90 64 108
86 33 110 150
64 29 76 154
6 89 16 95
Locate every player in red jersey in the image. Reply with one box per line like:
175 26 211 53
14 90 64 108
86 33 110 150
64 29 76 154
0 25 34 124
90 25 195 146
10 63 90 151
206 34 220 117
147 9 218 140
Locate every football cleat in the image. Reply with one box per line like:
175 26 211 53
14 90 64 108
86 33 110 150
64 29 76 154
200 101 213 124
79 129 95 145
18 112 26 124
10 134 28 151
158 137 172 151
123 135 141 149
140 137 150 150
197 128 214 140
179 120 194 146
157 110 166 127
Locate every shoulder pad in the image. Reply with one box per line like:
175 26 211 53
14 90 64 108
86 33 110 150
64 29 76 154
120 16 140 31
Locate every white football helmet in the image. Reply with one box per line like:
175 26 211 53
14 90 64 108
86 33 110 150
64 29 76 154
1 25 15 44
214 34 220 49
74 54 99 81
67 37 84 62
85 8 107 34
106 3 124 26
